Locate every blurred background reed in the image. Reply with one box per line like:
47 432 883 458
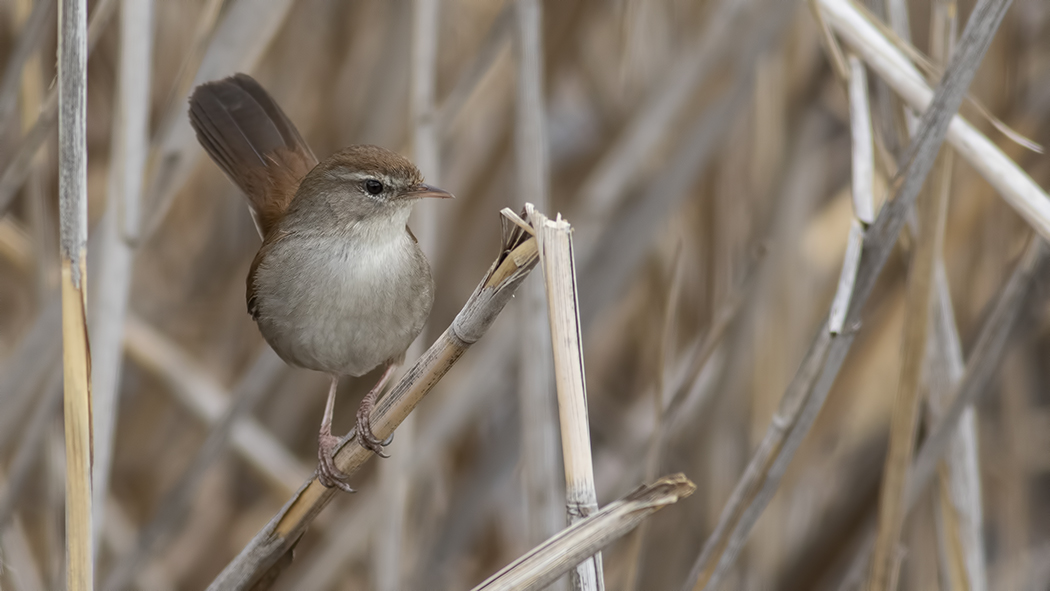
1 0 1049 589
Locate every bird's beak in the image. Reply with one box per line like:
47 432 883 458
402 183 454 200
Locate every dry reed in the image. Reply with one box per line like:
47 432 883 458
2 1 1050 590
56 0 92 588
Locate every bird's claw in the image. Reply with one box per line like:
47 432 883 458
355 412 391 458
317 433 355 493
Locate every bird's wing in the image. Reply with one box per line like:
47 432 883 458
188 73 318 238
246 229 291 320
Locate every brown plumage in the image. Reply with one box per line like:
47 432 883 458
188 74 452 493
188 73 317 237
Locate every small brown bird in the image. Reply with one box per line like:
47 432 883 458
188 73 451 492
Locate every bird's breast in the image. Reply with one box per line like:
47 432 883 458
249 229 434 376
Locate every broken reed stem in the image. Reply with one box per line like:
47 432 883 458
471 474 696 591
528 205 604 591
205 208 539 591
847 57 875 225
829 54 873 335
57 0 93 588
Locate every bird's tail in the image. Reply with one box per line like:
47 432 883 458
188 73 318 237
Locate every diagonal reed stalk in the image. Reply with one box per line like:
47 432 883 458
206 207 540 590
828 54 872 336
471 474 695 591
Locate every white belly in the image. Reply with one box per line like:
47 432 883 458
250 230 434 376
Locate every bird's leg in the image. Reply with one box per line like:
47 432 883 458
355 363 398 457
317 374 355 493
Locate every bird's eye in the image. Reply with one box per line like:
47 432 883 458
365 179 384 195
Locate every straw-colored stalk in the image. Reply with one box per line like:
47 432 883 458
206 208 539 590
471 474 696 591
528 205 604 591
57 0 93 589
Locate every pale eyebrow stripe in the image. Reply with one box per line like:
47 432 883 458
339 172 395 187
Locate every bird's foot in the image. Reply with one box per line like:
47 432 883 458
317 433 355 493
355 409 391 458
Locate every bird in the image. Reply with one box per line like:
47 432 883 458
187 73 451 492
